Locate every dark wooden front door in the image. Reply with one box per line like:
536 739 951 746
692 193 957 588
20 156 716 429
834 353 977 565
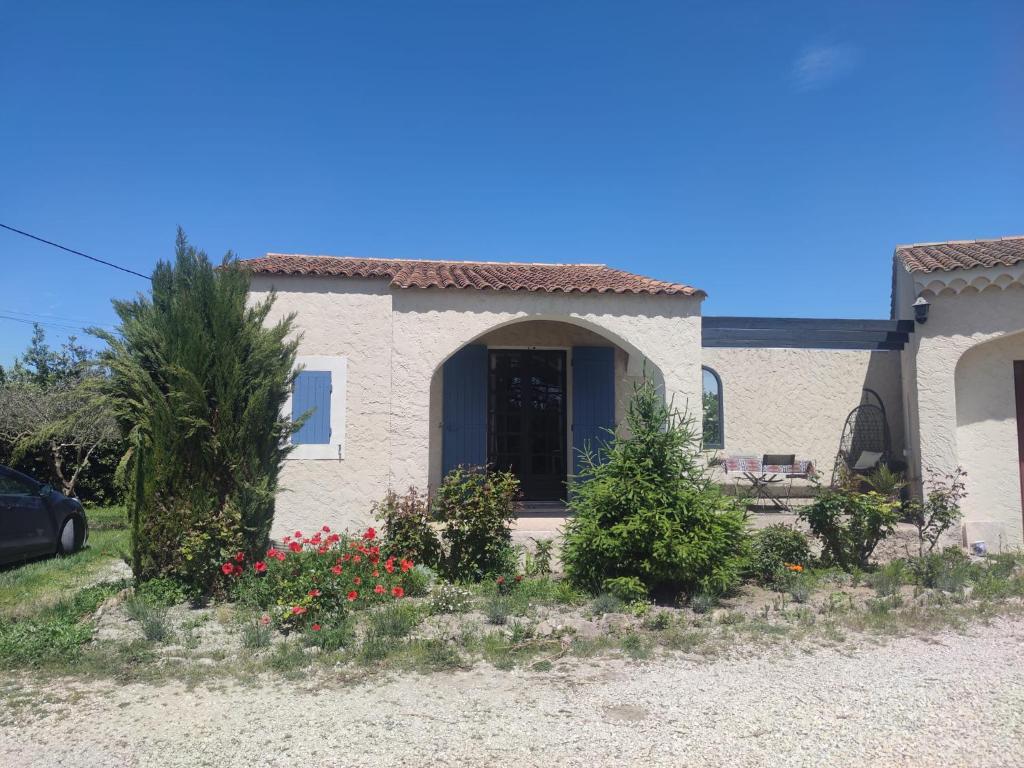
1015 361 1024 533
488 350 567 501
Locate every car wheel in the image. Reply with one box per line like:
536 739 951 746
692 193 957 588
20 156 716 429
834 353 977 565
57 517 80 555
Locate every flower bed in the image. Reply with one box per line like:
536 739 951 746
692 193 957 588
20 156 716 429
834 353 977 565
223 526 416 631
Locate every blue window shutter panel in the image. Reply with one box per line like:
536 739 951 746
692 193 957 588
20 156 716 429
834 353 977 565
442 345 488 476
292 370 332 445
572 346 615 476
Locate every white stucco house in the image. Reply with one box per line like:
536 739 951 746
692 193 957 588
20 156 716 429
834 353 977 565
245 234 1024 551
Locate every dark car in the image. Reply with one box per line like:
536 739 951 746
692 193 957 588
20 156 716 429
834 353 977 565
0 465 88 565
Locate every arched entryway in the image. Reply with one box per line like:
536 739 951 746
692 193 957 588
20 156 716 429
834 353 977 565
427 319 664 501
954 328 1024 548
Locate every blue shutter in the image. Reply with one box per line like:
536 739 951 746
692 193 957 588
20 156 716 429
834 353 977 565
572 346 615 476
292 370 332 445
442 345 488 476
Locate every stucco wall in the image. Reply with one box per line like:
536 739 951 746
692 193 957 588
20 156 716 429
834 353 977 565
250 276 703 535
895 261 1024 549
249 275 394 535
955 331 1024 549
700 347 904 479
390 288 703 495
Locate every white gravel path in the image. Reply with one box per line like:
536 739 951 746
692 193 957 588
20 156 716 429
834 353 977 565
3 617 1024 768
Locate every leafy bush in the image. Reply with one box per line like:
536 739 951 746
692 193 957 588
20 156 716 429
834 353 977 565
602 576 649 604
230 525 417 632
484 596 512 625
375 487 442 569
433 467 520 581
750 525 811 585
562 379 749 599
798 488 900 570
909 548 972 592
906 467 966 556
97 231 299 593
366 602 422 639
868 560 907 597
403 565 436 597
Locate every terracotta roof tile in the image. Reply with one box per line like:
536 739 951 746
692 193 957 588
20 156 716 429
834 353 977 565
896 236 1024 273
243 254 703 297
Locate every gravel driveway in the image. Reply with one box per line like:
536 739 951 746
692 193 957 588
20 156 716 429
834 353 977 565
3 617 1023 768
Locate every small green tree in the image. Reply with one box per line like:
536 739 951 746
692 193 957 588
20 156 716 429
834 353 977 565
562 380 749 599
95 230 299 591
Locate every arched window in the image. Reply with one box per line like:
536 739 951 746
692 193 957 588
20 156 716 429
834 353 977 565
701 366 724 449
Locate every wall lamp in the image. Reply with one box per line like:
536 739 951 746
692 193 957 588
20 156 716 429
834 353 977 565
913 296 930 324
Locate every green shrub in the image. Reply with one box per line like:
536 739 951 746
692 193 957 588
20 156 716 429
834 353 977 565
868 560 908 597
403 565 436 597
689 592 716 614
642 611 671 631
484 596 512 626
562 379 749 599
750 525 811 585
910 549 972 593
798 488 900 570
433 467 520 581
375 487 442 569
590 593 625 615
786 573 812 604
97 231 299 593
602 576 649 604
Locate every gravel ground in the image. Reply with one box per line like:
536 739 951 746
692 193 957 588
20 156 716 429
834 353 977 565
3 618 1024 768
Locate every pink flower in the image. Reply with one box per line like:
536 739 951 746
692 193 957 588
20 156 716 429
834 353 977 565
374 584 385 595
331 565 343 575
259 614 271 625
234 551 245 563
322 525 331 533
347 591 358 602
308 589 321 598
291 605 306 615
311 623 321 632
221 563 234 576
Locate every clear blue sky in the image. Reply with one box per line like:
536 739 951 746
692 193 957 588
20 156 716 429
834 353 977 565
2 1 1022 364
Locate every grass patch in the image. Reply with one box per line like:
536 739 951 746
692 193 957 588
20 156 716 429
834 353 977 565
0 506 129 620
366 602 422 639
123 595 172 643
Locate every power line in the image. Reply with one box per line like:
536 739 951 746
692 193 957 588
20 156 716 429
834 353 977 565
0 313 93 333
0 307 115 329
0 223 151 281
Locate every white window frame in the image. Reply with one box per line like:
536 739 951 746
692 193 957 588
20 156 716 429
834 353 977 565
285 355 347 460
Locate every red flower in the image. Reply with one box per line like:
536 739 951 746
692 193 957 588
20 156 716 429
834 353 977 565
496 576 506 586
372 570 380 578
391 586 404 598
400 559 414 573
232 564 243 576
266 547 280 559
221 562 234 576
294 531 302 539
384 557 396 574
347 590 358 601
363 527 376 541
322 525 331 533
254 561 267 573
308 589 322 598
288 541 302 553
353 555 362 564
374 584 385 595
331 565 343 575
353 576 362 586
291 605 306 615
311 623 321 631
514 574 523 583
234 551 245 562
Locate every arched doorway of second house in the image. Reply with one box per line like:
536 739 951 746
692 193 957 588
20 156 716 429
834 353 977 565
428 319 657 504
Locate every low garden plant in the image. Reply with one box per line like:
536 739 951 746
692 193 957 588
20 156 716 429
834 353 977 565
432 467 520 581
750 524 812 586
375 487 442 569
798 486 900 570
562 379 749 601
228 525 417 632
